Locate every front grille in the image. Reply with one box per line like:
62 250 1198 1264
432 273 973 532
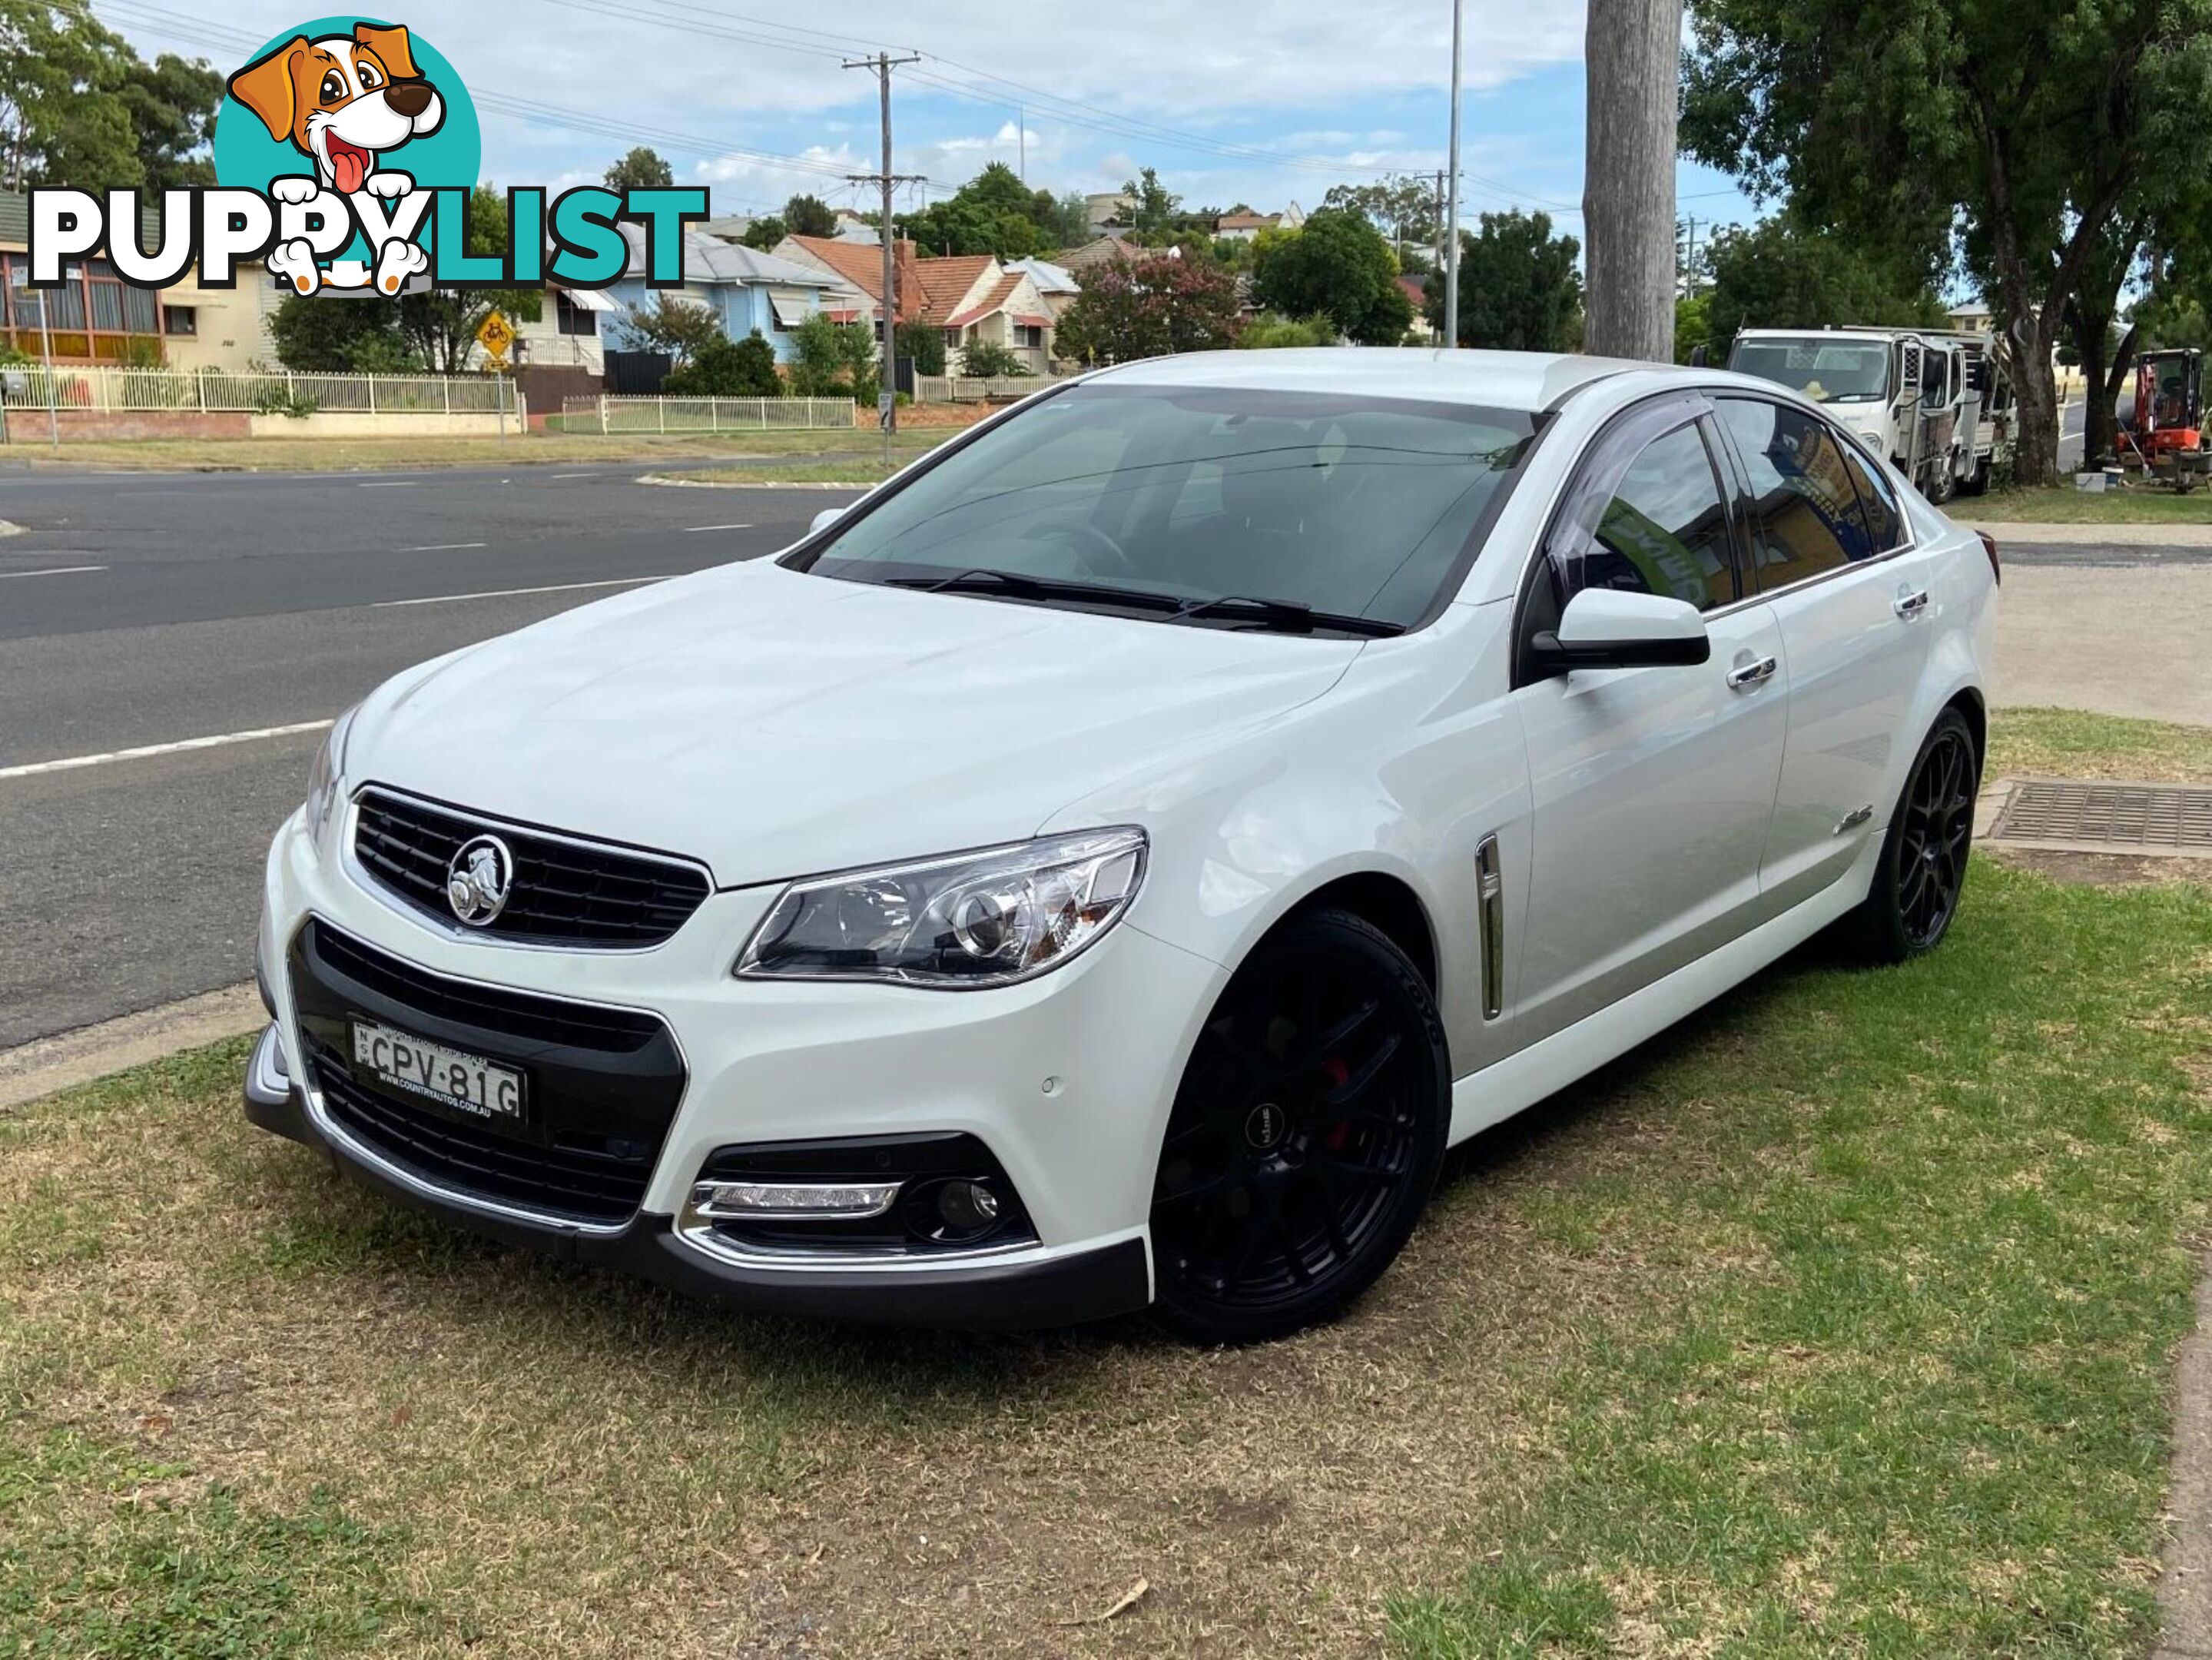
289 921 686 1228
310 1040 659 1223
353 787 712 948
311 923 661 1054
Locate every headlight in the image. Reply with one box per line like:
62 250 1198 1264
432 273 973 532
736 828 1148 988
301 705 359 845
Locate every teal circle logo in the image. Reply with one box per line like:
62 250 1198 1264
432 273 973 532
213 17 479 194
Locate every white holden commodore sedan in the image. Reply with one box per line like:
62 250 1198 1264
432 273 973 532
245 350 1996 1343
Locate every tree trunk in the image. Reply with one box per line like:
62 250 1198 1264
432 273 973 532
1584 0 1683 363
2074 307 2111 467
2094 323 2138 467
2011 317 2062 489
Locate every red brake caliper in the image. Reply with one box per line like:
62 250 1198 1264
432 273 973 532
1322 1056 1351 1150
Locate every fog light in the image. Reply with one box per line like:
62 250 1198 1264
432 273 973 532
937 1180 1001 1232
691 1180 901 1220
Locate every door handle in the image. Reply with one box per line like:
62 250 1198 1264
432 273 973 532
1894 588 1932 620
1725 655 1778 692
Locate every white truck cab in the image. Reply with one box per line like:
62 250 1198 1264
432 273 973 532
1727 327 2013 502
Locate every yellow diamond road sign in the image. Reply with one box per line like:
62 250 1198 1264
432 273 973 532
476 310 515 360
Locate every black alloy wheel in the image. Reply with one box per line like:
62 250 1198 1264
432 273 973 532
1849 707 1981 963
1149 908 1448 1345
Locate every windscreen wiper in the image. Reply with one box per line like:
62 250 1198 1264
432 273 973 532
887 567 1183 613
1164 593 1407 638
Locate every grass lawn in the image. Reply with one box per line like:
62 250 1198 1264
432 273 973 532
4 723 2210 1655
1991 706 2212 782
1965 484 2212 525
651 435 953 488
0 429 886 473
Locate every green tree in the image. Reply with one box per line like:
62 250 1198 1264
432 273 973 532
0 2 219 191
958 338 1030 377
618 292 725 368
1682 0 2212 485
603 146 674 191
895 163 1063 258
395 186 542 373
1054 252 1243 364
267 290 414 371
1237 313 1338 349
894 318 945 377
1697 214 1947 351
662 329 782 396
1321 174 1441 262
1121 168 1181 241
785 310 875 403
1429 210 1582 350
782 194 840 238
1251 208 1412 346
739 214 787 251
1674 292 1713 364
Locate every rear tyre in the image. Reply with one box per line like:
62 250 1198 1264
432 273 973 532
1958 456 1991 497
1843 708 1980 964
1148 908 1449 1346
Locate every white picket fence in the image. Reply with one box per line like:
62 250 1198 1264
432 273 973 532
561 395 857 434
0 367 510 414
914 374 1070 403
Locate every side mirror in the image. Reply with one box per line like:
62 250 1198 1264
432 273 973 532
809 506 846 538
1688 344 1709 368
1530 587 1712 674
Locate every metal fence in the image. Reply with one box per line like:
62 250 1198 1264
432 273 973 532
914 374 1070 403
560 395 857 433
0 367 511 414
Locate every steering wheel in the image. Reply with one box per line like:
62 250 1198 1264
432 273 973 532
1023 518 1139 581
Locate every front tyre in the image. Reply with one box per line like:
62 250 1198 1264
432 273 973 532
1846 707 1980 964
1148 908 1449 1345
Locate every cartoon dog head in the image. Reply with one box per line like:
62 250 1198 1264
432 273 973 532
227 24 444 196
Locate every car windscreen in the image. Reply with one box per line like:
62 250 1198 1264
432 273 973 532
788 383 1538 631
1727 340 1892 403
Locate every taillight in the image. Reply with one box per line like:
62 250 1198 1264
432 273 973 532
1976 529 2000 586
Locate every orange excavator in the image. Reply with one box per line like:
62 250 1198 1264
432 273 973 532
2127 347 2207 490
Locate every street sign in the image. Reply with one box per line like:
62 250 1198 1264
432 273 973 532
476 310 515 360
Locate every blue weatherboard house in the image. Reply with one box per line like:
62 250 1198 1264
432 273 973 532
603 226 864 364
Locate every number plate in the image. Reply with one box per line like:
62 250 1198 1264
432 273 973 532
350 1019 525 1124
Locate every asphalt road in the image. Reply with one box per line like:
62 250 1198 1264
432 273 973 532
0 463 857 1049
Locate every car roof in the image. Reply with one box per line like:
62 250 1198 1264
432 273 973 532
1085 347 1670 414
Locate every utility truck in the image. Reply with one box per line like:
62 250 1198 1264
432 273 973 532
1726 327 2014 503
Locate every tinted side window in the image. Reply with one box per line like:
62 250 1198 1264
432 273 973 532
1836 443 1905 553
1580 421 1739 613
1716 397 1877 590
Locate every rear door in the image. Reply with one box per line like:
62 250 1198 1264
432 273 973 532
1509 398 1789 1043
1712 395 1938 910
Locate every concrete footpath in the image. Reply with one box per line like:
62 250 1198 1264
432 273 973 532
1972 522 2212 727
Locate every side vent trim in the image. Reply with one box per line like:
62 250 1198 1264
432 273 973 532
1475 834 1504 1021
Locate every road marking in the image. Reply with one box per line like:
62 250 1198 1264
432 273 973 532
683 522 753 532
0 563 104 579
403 541 487 553
0 719 333 783
549 471 601 479
357 480 417 488
373 574 675 608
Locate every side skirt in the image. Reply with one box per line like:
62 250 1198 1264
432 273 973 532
1447 834 1882 1147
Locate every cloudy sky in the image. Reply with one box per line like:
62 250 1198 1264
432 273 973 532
94 0 1756 244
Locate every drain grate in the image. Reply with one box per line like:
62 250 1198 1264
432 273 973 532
1988 779 2212 855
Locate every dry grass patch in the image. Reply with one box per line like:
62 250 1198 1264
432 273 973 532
5 864 2210 1656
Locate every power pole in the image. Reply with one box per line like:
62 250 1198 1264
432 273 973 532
844 50 923 460
1018 106 1026 183
1584 0 1683 362
1443 0 1464 350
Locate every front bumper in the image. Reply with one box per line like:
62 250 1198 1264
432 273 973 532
247 805 1225 1329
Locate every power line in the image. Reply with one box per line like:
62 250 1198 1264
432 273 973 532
86 0 958 201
